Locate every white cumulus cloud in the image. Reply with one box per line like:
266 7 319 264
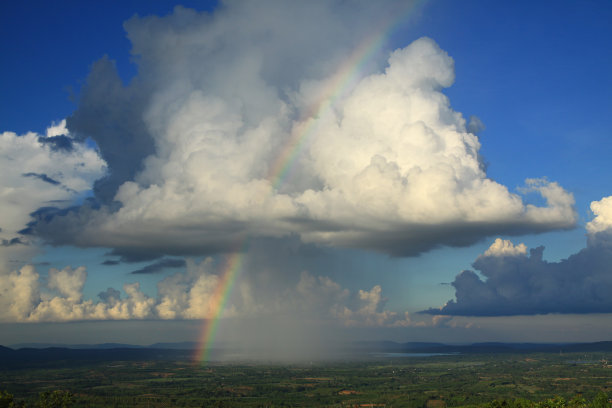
0 128 106 237
0 123 106 272
0 254 422 328
586 195 612 234
483 238 527 257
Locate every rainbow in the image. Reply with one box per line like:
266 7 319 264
194 0 427 365
193 246 246 364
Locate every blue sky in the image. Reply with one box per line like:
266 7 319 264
1 0 611 348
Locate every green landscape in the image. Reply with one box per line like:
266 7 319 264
1 351 611 407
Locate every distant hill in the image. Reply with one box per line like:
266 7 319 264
149 341 198 350
0 346 193 369
8 341 197 350
350 341 447 351
1 340 610 369
0 345 14 356
348 340 612 354
8 340 612 354
9 342 146 350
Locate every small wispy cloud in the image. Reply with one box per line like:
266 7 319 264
130 258 186 274
22 172 61 186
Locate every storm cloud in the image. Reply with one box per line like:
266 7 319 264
30 1 576 260
423 196 612 316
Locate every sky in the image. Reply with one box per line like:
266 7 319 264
1 0 612 354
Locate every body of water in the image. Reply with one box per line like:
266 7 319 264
371 352 460 358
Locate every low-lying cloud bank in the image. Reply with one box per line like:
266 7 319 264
27 1 575 259
0 255 434 327
423 196 612 316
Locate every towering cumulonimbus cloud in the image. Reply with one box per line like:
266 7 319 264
423 195 612 316
32 1 576 260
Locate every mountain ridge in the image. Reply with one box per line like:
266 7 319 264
4 340 611 354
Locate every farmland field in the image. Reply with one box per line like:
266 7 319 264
1 351 611 407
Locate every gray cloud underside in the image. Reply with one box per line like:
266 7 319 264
34 209 576 259
31 1 576 259
1 238 26 247
37 135 73 152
